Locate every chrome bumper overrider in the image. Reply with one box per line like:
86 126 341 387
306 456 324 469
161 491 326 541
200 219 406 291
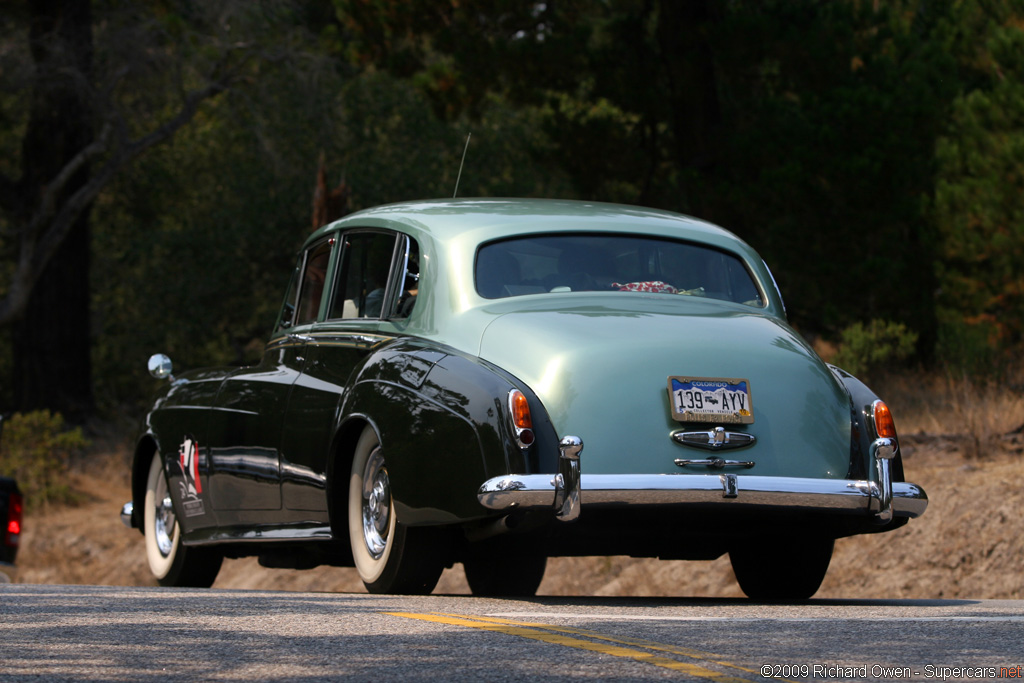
478 437 927 523
120 501 135 529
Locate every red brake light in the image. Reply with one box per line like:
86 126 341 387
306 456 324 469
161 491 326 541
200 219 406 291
872 400 897 439
5 493 22 546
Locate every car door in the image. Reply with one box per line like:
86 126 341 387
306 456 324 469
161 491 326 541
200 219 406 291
278 230 413 514
204 237 335 518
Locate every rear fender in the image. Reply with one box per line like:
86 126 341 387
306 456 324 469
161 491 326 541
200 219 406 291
337 340 556 525
829 365 905 483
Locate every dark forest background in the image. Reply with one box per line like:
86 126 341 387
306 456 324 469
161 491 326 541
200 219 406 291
2 0 1023 424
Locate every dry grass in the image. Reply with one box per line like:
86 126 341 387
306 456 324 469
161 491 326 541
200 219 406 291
877 369 1024 458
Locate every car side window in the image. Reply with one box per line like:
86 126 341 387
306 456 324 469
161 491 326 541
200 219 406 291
294 239 333 325
329 232 399 319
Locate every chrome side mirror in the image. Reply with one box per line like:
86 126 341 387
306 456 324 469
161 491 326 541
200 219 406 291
148 354 173 380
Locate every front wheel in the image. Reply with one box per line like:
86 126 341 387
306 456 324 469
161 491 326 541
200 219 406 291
729 537 834 601
143 452 222 587
347 425 447 594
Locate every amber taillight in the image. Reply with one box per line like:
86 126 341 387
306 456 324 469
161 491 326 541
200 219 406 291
872 400 897 440
508 389 535 448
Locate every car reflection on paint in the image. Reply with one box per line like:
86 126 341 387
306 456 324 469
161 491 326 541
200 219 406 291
121 198 928 599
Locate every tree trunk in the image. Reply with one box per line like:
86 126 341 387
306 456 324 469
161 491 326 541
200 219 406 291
12 0 94 420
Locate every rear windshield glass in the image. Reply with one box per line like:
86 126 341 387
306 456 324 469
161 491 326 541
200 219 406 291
475 234 764 307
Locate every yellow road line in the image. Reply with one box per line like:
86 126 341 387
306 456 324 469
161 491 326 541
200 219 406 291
437 612 763 678
384 612 750 681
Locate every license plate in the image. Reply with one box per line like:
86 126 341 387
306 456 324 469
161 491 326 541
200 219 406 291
667 377 754 424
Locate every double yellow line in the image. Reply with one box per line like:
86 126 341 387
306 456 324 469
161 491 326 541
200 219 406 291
384 612 757 680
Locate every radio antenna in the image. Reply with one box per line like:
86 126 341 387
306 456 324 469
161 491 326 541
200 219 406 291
453 132 471 198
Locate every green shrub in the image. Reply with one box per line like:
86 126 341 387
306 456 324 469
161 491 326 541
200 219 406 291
935 316 1001 378
831 319 919 378
0 411 89 508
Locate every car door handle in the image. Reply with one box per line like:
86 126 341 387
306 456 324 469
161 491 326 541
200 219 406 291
287 333 314 343
352 335 382 349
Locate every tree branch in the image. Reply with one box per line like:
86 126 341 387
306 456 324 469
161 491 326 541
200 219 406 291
26 121 114 234
0 71 242 327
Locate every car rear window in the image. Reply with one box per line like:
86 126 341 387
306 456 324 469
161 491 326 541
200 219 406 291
475 234 764 307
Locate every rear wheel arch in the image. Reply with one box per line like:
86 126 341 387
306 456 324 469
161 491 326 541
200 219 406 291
340 376 491 522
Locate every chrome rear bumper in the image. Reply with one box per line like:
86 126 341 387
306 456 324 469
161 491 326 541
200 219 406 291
478 472 928 519
479 435 926 523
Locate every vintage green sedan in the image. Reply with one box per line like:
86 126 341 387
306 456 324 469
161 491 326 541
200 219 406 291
120 198 927 599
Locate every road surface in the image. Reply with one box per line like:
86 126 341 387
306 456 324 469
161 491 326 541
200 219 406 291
1 584 1021 681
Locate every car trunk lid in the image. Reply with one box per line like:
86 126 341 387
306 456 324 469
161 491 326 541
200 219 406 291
477 295 851 479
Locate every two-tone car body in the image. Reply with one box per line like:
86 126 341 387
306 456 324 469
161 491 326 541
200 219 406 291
122 199 927 598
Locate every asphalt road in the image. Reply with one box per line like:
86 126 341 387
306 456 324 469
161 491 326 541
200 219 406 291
1 584 1021 682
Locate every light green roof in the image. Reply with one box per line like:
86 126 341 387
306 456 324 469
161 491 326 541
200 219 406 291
311 198 746 250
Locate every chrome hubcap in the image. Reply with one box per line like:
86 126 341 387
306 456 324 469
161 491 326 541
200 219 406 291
361 447 391 560
154 486 176 557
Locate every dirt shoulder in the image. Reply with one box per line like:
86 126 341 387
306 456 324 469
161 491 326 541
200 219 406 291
14 436 1023 598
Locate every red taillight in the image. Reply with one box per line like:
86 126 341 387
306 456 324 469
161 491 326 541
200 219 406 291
872 400 897 439
5 493 22 546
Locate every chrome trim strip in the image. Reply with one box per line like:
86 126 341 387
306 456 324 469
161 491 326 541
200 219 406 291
301 332 393 350
159 405 259 415
478 473 928 519
184 523 334 546
674 457 755 469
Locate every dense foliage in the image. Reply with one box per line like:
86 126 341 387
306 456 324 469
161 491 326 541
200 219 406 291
0 411 88 507
1 0 1023 419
